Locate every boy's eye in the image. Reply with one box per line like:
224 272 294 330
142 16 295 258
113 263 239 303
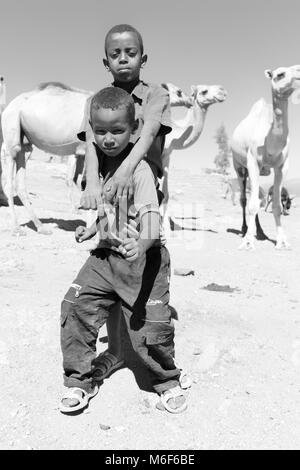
109 51 119 59
95 130 106 135
112 129 125 135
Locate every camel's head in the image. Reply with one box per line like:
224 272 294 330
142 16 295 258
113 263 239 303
265 65 300 97
0 76 5 109
190 85 227 108
161 83 193 107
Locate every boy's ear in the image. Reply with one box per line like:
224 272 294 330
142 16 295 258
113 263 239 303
132 119 139 133
141 54 148 69
103 58 110 71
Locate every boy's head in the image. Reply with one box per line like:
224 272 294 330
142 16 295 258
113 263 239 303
90 87 137 157
103 24 147 84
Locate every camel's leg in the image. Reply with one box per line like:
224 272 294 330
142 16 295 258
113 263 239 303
236 171 247 236
239 152 260 250
0 147 8 205
66 154 78 212
273 162 289 249
223 182 229 200
255 214 267 240
15 146 52 235
231 184 237 206
2 148 22 234
265 197 271 212
160 153 171 240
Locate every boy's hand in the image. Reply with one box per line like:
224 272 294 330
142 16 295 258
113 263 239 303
80 179 102 210
119 238 142 262
105 163 134 203
75 226 93 243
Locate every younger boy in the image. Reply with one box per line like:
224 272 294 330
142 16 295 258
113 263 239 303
78 24 172 380
60 87 187 414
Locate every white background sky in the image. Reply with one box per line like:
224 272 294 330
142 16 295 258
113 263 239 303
1 0 300 178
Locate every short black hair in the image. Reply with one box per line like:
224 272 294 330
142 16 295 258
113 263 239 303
90 87 136 127
105 24 144 55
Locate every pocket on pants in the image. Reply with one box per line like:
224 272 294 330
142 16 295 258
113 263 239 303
61 283 82 326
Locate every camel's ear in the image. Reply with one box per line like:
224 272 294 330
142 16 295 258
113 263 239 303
191 85 197 99
161 83 168 91
265 69 273 80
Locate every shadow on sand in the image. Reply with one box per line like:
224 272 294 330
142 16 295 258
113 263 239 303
170 217 218 234
22 217 86 232
226 227 276 245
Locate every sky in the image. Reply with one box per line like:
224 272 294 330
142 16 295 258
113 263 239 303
1 0 300 178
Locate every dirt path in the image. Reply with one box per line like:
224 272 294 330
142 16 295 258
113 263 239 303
1 155 300 450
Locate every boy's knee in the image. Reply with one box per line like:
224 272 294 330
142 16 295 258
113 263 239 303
145 321 174 346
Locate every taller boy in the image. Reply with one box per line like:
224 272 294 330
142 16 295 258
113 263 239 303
79 23 171 206
78 24 172 376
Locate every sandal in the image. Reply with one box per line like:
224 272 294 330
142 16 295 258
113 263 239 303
59 386 98 414
159 385 187 414
93 350 124 382
179 371 192 389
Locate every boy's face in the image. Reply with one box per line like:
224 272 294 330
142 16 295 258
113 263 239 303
103 31 147 83
91 107 133 157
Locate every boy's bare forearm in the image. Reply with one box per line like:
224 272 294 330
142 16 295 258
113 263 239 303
138 211 160 253
122 120 161 171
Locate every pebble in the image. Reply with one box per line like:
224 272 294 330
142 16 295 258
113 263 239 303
99 423 111 431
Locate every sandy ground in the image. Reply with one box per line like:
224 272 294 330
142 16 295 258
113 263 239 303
1 153 300 450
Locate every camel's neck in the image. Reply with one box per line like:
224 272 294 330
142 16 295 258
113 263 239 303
266 90 289 156
170 101 208 150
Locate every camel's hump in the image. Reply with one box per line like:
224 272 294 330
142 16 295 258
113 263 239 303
36 81 90 95
248 98 271 117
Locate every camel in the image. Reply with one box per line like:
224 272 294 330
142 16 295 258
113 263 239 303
231 65 300 250
160 84 227 231
1 81 191 234
0 75 8 204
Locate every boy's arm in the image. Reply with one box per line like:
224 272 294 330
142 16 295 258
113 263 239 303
120 211 160 261
110 120 161 200
108 87 171 200
80 126 102 210
138 210 160 252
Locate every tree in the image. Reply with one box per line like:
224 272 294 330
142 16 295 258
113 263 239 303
214 124 231 174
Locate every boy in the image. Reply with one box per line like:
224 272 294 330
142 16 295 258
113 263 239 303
60 87 187 414
77 24 172 381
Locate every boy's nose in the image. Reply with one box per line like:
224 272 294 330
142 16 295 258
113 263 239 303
104 136 115 148
119 52 128 63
